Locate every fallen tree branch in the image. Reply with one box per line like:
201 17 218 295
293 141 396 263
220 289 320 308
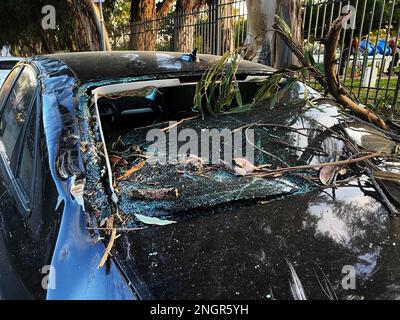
323 14 388 129
131 188 179 200
272 14 388 130
251 151 385 177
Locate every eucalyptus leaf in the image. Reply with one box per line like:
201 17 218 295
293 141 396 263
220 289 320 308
134 214 176 226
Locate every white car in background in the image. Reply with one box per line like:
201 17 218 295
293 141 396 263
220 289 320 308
0 57 22 87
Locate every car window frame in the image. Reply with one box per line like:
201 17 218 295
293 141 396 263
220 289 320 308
12 91 40 211
0 65 23 114
0 64 40 218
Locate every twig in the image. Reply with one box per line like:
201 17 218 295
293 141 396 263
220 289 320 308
87 227 145 232
160 115 200 132
98 227 117 269
251 152 384 177
364 168 398 215
116 160 146 181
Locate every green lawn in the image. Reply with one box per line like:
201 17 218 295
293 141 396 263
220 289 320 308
307 76 400 119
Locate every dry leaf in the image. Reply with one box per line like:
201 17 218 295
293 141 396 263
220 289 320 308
105 216 114 236
181 154 204 167
117 160 146 181
219 159 233 171
319 165 336 185
80 142 87 153
98 227 117 269
233 158 257 173
109 155 128 167
234 166 248 176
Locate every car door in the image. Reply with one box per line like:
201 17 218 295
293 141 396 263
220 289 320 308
0 65 59 299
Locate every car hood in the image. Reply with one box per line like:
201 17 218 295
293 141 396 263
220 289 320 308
109 84 400 300
114 181 400 300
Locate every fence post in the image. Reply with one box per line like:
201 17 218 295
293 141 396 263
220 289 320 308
213 0 220 55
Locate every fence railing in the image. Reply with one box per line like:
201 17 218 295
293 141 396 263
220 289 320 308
108 0 247 55
108 0 400 108
303 0 400 108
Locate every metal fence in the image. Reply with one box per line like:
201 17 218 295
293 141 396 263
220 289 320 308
108 0 400 108
303 0 400 108
108 0 247 55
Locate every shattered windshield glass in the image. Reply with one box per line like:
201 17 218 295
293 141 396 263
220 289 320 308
82 81 394 228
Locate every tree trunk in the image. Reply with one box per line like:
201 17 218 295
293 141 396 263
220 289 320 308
219 0 234 54
66 0 111 51
244 0 301 68
130 0 156 50
129 0 176 51
175 0 196 52
274 0 301 68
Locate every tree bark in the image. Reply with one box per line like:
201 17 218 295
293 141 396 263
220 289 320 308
130 0 156 50
130 0 176 51
219 0 234 53
176 0 197 52
244 0 276 65
274 0 301 68
66 0 111 51
244 0 301 68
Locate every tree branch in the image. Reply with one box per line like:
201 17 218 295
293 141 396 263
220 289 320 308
156 0 176 18
323 14 388 129
273 14 388 130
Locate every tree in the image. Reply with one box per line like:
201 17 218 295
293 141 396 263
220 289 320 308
244 0 302 68
66 0 111 51
219 0 235 54
129 0 176 50
0 0 110 55
175 0 211 52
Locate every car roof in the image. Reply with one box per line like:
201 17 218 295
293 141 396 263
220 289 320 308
41 51 275 83
0 56 22 61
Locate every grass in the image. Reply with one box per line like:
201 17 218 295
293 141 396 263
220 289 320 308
308 75 400 119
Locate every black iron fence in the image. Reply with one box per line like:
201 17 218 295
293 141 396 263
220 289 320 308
108 0 400 108
108 0 247 54
303 0 400 108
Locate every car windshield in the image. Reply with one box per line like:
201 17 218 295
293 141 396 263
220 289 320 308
87 79 351 227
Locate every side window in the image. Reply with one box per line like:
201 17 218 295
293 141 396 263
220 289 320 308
0 67 37 160
0 66 21 108
17 100 37 197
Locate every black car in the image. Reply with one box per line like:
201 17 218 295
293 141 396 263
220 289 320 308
0 51 399 300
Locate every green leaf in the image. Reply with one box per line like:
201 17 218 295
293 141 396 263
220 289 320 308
270 94 277 109
275 15 292 37
304 50 315 66
235 85 243 106
134 214 176 226
314 62 325 74
224 104 253 114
